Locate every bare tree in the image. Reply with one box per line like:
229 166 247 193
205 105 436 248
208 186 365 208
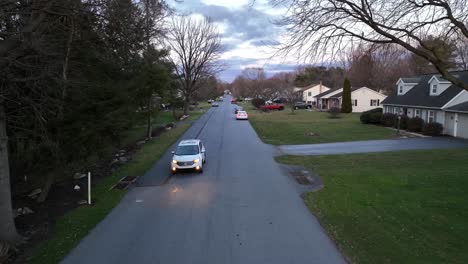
166 16 223 115
271 72 301 112
275 0 468 90
456 37 468 70
241 67 269 98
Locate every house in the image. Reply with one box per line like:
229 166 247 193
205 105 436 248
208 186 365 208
381 71 468 139
315 87 387 112
295 83 330 106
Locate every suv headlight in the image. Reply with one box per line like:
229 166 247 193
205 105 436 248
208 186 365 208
193 159 200 163
172 160 178 164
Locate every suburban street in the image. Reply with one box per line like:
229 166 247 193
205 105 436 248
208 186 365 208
62 96 346 264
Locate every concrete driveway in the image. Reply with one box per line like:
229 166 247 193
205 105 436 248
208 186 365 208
62 97 346 264
278 137 468 156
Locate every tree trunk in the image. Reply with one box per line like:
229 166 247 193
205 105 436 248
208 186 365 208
0 103 21 244
37 20 74 203
146 98 152 139
183 96 190 116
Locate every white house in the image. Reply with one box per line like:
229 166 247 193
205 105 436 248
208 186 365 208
295 83 330 106
315 87 387 112
381 71 468 139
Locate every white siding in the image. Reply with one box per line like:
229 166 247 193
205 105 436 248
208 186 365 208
435 110 445 125
301 84 330 103
350 87 387 112
457 114 468 139
445 112 456 136
396 79 417 95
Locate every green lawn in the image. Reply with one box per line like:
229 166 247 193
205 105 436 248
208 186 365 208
31 123 192 264
247 109 395 145
122 105 208 146
277 148 468 263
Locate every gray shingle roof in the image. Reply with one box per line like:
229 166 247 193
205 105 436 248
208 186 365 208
381 71 468 108
329 87 361 98
401 77 421 83
446 101 468 113
314 88 340 98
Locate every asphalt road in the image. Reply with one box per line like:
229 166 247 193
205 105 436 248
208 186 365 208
279 137 468 156
62 97 346 264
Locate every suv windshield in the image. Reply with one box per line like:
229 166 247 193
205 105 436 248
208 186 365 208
175 145 199 155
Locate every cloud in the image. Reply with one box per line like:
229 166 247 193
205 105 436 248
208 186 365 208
250 39 281 47
172 0 289 81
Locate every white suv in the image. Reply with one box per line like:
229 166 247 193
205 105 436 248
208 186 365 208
171 139 206 173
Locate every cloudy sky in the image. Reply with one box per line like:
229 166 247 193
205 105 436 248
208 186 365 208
172 0 300 82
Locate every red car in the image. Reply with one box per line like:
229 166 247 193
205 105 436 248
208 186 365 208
231 99 237 104
261 103 285 111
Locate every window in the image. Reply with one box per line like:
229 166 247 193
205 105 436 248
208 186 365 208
308 92 312 96
398 85 403 94
175 145 200 155
428 110 435 123
431 84 438 94
354 99 358 106
370 99 380 106
393 107 399 114
415 109 421 117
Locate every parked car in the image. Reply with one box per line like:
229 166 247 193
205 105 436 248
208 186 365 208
261 103 285 111
231 99 237 104
211 102 219 107
217 96 224 101
294 101 312 110
236 111 249 120
244 97 253 101
171 139 206 174
207 99 214 104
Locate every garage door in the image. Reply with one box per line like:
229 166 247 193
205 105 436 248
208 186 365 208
457 114 468 139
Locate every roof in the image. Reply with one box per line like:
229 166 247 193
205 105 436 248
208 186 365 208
400 77 421 84
329 87 361 98
314 88 340 98
382 71 468 108
179 139 200 146
446 101 468 113
295 83 320 91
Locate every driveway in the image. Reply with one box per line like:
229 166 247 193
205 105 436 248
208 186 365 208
278 137 468 156
62 97 345 264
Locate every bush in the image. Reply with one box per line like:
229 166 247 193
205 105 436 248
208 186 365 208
407 117 425 132
328 107 341 118
236 97 244 102
395 115 409 129
252 98 265 109
423 122 443 136
360 108 383 124
381 113 397 127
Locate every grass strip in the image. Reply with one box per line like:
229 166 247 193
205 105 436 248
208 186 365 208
31 123 191 264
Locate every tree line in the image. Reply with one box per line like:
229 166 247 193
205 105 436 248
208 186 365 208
230 37 465 100
0 0 222 245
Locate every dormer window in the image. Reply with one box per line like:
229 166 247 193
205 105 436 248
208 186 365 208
428 75 450 96
398 85 403 94
431 84 438 94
